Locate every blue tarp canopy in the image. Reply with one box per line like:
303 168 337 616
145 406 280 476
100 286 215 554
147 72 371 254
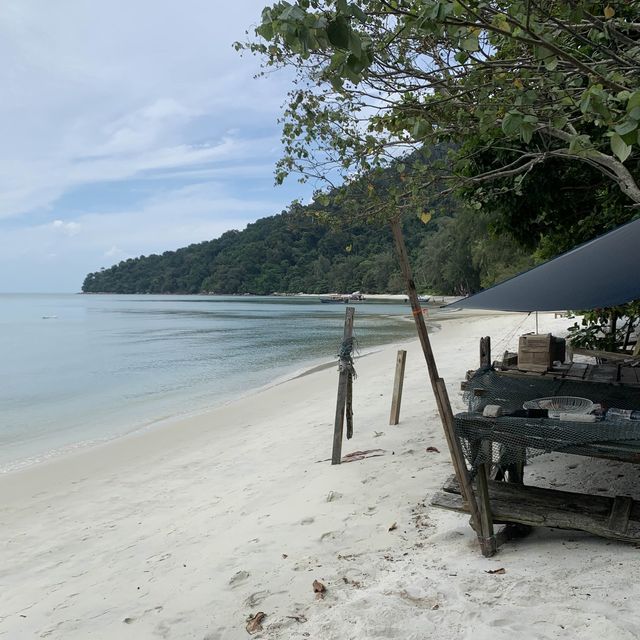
451 217 640 312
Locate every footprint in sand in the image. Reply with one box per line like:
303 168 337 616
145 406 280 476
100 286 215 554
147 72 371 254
320 531 341 542
245 590 269 607
228 570 250 588
147 552 172 563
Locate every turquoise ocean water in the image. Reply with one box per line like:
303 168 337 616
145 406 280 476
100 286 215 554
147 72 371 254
0 294 419 472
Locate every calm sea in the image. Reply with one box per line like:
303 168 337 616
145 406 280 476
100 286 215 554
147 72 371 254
0 294 419 471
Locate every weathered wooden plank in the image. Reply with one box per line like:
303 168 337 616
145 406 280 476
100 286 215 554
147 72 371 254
432 479 640 543
567 363 588 379
389 349 407 425
444 474 610 516
571 346 639 363
620 368 638 385
476 461 497 556
609 495 633 533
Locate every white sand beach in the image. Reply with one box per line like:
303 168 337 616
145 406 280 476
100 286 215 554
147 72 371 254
3 312 640 640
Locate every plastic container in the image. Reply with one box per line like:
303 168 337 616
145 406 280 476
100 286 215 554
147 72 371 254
606 408 640 421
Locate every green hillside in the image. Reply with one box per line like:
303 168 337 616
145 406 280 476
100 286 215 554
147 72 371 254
82 148 536 296
82 207 436 295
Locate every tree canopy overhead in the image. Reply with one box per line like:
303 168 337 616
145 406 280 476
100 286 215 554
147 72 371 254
244 0 640 204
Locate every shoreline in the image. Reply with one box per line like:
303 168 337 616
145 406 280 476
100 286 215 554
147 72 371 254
0 327 415 477
0 306 499 476
7 312 634 640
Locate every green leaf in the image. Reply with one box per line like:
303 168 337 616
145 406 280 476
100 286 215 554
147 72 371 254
256 21 274 41
610 133 631 162
568 134 591 153
348 31 362 58
346 54 364 75
520 121 535 143
501 111 522 136
615 119 638 137
327 16 350 49
412 119 430 138
350 4 366 22
552 115 568 130
280 5 306 21
627 91 640 113
533 45 552 61
461 31 479 52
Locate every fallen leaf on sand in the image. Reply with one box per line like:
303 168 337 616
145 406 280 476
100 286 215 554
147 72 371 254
313 580 326 597
485 568 506 575
246 612 266 635
426 447 440 453
388 522 398 532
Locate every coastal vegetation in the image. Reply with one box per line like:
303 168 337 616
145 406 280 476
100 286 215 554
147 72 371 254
81 173 532 295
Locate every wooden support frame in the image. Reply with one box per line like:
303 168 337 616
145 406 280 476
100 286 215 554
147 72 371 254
389 349 407 425
433 474 640 544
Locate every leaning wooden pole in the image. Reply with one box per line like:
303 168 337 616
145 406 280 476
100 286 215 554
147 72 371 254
390 219 487 550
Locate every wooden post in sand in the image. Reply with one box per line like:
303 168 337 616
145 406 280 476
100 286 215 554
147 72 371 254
389 350 407 425
480 336 491 368
332 307 355 465
390 218 493 555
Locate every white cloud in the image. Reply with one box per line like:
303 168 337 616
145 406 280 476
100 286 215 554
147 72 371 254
52 220 81 236
104 246 123 258
0 0 296 219
0 0 314 291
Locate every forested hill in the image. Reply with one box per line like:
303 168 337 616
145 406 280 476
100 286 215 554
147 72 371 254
82 209 436 295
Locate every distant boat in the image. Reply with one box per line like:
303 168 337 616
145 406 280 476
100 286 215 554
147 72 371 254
403 295 431 303
319 295 348 304
41 315 58 319
319 291 366 304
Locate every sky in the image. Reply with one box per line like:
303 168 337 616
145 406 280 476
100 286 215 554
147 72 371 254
0 1 314 292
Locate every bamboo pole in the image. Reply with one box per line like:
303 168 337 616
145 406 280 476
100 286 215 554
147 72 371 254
332 306 355 465
390 219 487 550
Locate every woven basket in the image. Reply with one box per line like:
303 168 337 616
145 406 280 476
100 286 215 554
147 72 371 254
523 396 594 414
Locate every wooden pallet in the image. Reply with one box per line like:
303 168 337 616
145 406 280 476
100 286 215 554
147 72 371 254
432 474 640 543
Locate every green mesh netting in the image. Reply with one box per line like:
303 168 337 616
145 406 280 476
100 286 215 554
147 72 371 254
457 368 640 477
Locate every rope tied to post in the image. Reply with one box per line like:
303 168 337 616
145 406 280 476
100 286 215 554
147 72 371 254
337 336 358 379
